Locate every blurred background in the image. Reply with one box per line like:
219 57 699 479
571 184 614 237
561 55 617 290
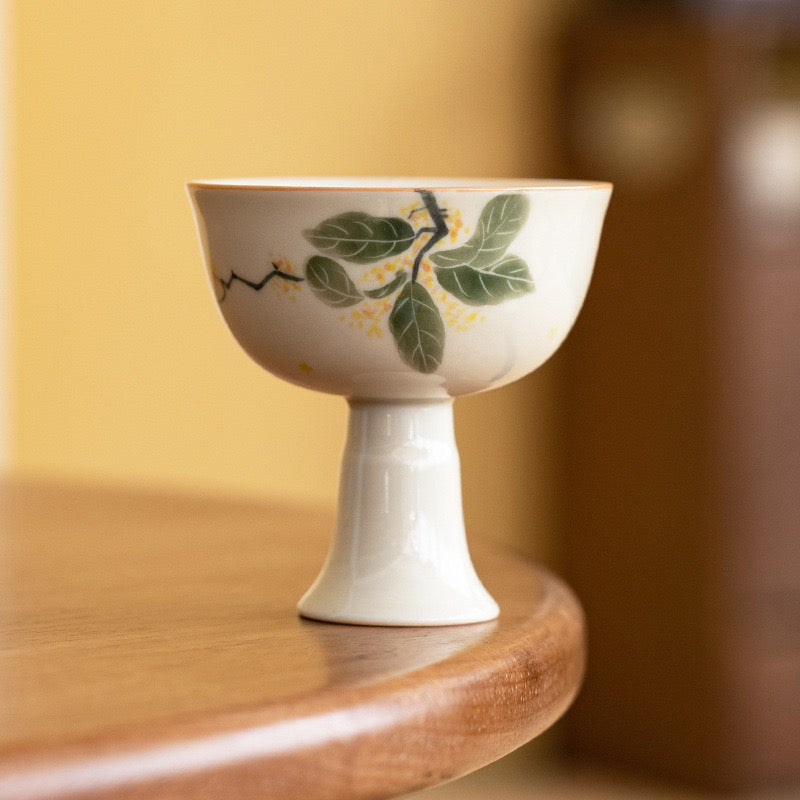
1 0 798 798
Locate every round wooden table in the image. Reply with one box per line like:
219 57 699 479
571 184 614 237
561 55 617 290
0 477 585 800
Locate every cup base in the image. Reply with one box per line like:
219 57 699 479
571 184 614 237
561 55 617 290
297 564 500 627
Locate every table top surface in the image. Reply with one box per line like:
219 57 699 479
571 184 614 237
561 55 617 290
0 476 585 800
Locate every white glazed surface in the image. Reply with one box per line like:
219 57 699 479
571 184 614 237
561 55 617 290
188 179 611 625
297 399 498 625
188 181 611 400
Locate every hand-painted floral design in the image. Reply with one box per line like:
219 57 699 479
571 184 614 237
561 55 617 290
213 191 534 374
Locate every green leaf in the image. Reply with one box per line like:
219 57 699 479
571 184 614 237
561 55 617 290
435 254 534 306
305 256 363 307
389 282 445 374
430 194 529 270
363 271 408 299
304 211 416 264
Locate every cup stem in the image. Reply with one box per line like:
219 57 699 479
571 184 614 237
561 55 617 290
297 398 499 625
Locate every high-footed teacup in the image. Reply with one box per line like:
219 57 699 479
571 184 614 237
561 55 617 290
188 178 611 625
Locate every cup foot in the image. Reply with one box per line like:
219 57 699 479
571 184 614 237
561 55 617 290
297 563 499 627
297 398 499 626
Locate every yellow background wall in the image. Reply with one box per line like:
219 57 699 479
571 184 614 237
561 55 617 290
8 0 579 556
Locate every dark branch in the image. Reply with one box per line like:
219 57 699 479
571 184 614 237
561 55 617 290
216 262 304 300
411 190 449 283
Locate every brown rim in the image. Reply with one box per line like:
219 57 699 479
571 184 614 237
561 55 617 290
186 177 613 192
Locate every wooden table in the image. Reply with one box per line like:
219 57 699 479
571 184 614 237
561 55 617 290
0 477 585 800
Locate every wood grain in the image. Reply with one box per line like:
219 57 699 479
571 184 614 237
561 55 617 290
0 477 585 800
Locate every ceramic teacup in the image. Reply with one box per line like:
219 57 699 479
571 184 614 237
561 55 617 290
188 178 611 625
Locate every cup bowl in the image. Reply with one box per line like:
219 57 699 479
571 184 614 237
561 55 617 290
187 178 612 401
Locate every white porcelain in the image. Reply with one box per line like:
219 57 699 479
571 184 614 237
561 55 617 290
187 178 611 625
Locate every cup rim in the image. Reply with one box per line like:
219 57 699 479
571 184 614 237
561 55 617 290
186 177 613 192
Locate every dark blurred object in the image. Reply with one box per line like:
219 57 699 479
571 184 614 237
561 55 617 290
556 2 800 792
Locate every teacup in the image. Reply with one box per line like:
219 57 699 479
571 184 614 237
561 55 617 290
188 178 611 625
